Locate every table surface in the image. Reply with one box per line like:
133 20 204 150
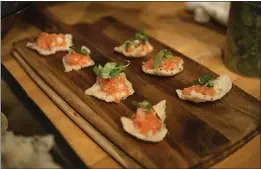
2 2 260 168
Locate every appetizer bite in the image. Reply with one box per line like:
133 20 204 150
114 28 153 58
121 100 168 142
26 32 73 55
176 74 232 103
142 49 184 76
85 61 134 103
62 46 94 72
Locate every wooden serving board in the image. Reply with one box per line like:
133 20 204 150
13 17 260 169
36 2 226 60
12 51 141 169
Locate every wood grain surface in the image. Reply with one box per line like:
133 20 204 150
12 51 141 168
38 1 226 60
2 2 260 169
13 16 260 168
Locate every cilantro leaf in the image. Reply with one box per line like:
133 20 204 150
132 100 152 111
128 27 148 44
93 60 130 79
93 65 102 76
193 74 215 87
133 30 148 43
153 49 174 69
153 51 164 69
70 46 88 55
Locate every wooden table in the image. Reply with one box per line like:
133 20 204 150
2 2 260 168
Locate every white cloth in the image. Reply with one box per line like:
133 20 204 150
184 2 230 26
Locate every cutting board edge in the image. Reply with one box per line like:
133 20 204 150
11 15 261 169
12 49 143 169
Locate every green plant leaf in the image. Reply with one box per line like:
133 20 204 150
101 66 113 74
193 74 214 87
81 48 88 55
125 40 132 50
70 46 88 55
153 49 173 69
153 51 164 69
132 100 152 111
207 80 214 87
100 72 111 79
110 69 123 78
128 27 148 44
104 62 117 69
164 54 173 59
93 60 130 79
93 65 101 76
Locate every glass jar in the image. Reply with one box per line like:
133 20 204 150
224 2 261 77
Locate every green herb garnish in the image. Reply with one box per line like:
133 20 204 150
153 49 173 69
93 60 130 79
193 74 214 87
70 46 88 55
125 26 148 50
132 29 148 44
132 100 152 112
125 40 132 50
